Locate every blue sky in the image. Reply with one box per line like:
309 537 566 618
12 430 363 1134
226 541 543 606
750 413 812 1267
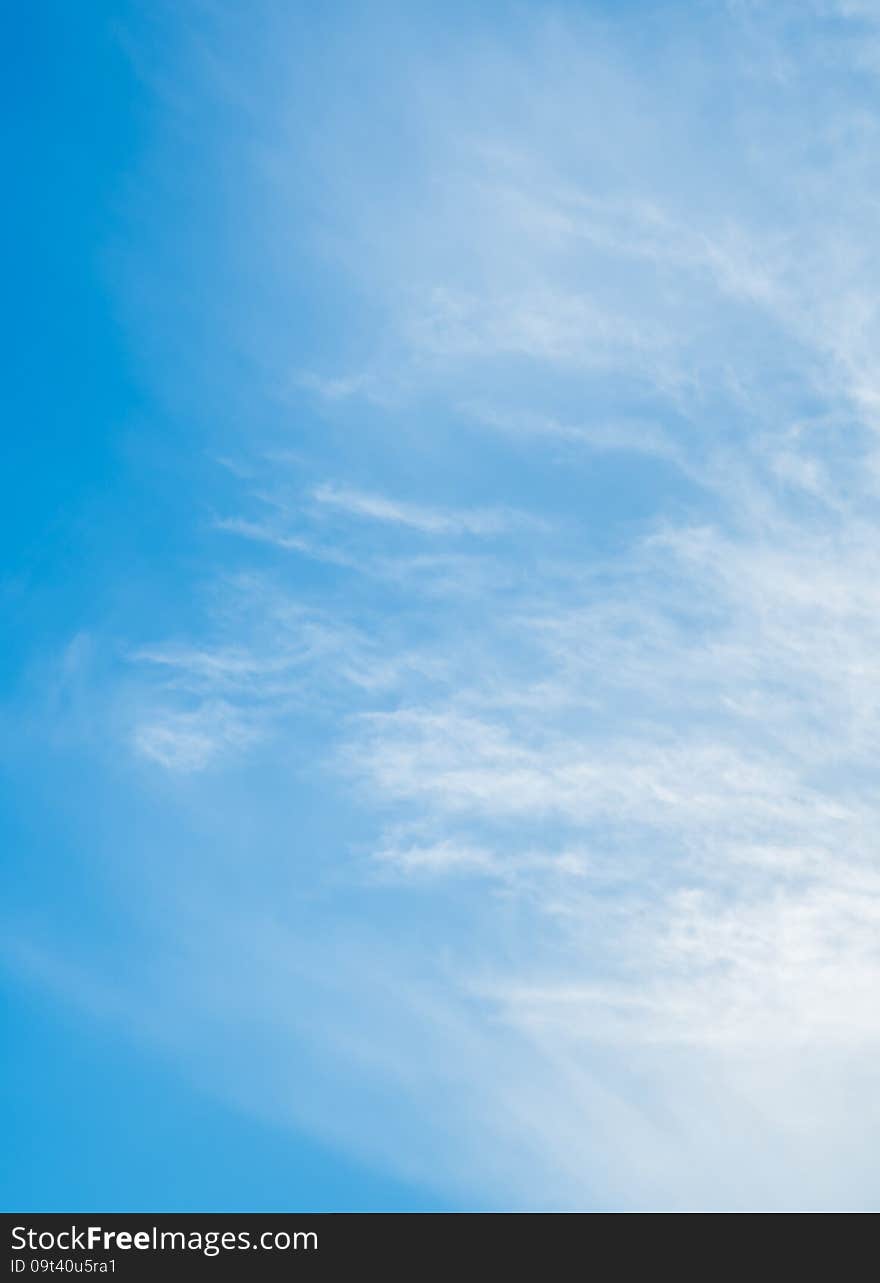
5 0 880 1211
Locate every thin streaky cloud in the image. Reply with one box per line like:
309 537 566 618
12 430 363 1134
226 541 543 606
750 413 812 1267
311 483 537 536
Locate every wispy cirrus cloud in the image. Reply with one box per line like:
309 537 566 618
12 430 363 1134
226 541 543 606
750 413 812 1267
311 483 534 536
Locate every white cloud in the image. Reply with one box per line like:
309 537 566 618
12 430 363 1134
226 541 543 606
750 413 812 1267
311 483 532 536
133 700 262 771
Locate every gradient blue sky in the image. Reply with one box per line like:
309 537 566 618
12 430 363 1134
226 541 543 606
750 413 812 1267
5 0 880 1211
